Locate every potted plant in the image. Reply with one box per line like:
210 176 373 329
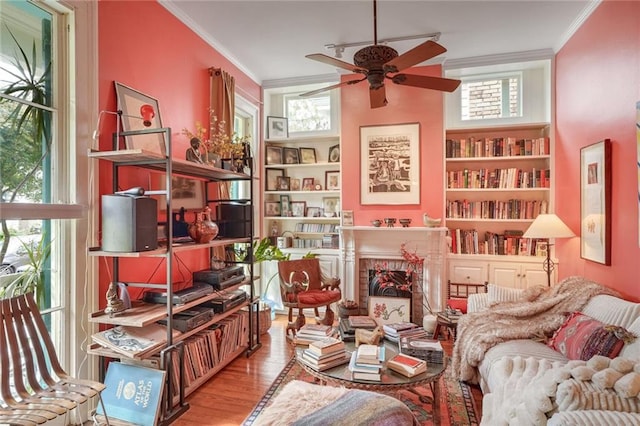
0 235 50 307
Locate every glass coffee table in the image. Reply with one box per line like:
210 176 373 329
295 340 447 425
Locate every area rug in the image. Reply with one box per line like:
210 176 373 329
243 357 481 426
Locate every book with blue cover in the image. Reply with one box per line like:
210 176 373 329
96 362 166 426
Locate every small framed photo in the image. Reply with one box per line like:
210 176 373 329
290 178 301 191
267 116 288 139
291 201 307 217
283 147 300 164
265 168 285 191
302 178 315 191
325 171 340 191
299 147 317 164
322 197 340 217
280 195 291 217
341 210 354 226
276 176 290 191
328 144 340 163
265 201 281 217
266 146 283 165
306 207 322 217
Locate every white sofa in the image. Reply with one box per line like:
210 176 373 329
467 285 640 425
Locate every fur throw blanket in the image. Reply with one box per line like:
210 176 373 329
452 276 618 384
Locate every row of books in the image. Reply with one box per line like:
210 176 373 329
449 228 548 256
291 238 324 249
446 199 549 221
294 223 338 233
445 136 549 159
296 337 350 371
446 167 550 189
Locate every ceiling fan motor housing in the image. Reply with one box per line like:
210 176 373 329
354 45 398 70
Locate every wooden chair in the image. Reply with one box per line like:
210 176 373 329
277 258 341 337
0 293 110 425
446 279 488 314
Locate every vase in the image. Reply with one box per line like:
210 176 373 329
188 206 218 243
423 313 437 334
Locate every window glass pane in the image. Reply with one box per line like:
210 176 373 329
460 76 520 120
285 94 330 132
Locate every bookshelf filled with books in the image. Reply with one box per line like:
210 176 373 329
445 123 556 288
88 128 259 422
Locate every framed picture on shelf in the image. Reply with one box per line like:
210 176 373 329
299 147 317 164
265 201 281 217
360 123 420 205
325 171 340 190
276 176 290 191
266 146 283 165
291 201 306 217
114 82 166 155
267 116 288 139
306 207 322 217
290 178 301 191
368 296 411 326
580 139 612 265
265 168 285 191
341 210 354 226
322 197 339 217
302 177 315 191
280 195 291 217
157 174 204 211
328 144 340 163
283 147 300 164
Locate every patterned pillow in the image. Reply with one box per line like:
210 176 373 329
548 311 626 361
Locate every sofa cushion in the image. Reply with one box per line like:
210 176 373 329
620 317 640 361
487 284 524 304
548 311 626 360
581 294 640 329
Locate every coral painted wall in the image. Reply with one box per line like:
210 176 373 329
97 1 260 303
340 65 445 226
555 0 640 299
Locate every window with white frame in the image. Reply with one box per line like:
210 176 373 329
284 93 332 133
460 74 522 121
0 0 78 360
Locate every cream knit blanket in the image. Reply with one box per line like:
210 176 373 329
452 276 618 384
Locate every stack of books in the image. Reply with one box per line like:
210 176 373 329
297 337 349 371
398 334 444 363
382 322 421 343
339 316 377 342
293 323 335 345
348 344 385 381
387 353 427 377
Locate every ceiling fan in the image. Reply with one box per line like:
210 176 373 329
301 0 461 108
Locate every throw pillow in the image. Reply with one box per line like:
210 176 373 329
447 298 467 314
548 311 627 361
487 284 524 304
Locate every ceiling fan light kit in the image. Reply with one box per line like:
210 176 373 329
301 0 461 108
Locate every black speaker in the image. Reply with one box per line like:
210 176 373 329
216 204 252 238
102 194 158 252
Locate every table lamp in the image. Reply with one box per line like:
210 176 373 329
523 213 575 287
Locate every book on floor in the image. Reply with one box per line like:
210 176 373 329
387 353 427 377
96 361 166 426
298 323 334 336
91 324 181 359
307 336 344 355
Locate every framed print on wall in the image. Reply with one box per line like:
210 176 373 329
114 82 166 155
267 116 288 139
360 123 420 205
580 139 611 265
158 174 205 211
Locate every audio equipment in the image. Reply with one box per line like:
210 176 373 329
193 266 244 286
158 306 213 332
216 204 252 238
142 283 213 305
201 290 247 313
101 194 158 252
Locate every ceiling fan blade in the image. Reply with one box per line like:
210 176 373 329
383 40 447 73
300 77 367 97
370 85 388 109
305 53 367 73
390 73 461 92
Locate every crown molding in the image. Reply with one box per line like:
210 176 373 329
262 74 340 90
553 0 602 53
443 49 554 70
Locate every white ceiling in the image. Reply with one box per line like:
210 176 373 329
160 0 598 86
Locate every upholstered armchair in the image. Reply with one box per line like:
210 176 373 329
277 258 341 337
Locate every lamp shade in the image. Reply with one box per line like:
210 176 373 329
523 214 576 239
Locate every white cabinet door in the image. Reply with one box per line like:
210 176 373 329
520 262 552 288
489 262 521 288
449 259 487 284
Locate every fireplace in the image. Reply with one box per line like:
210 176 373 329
339 226 447 323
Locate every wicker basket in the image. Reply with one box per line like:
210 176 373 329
259 305 272 334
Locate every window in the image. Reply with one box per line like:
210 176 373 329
460 74 521 120
0 0 83 366
284 93 331 133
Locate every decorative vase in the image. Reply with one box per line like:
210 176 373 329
188 206 218 243
423 313 437 334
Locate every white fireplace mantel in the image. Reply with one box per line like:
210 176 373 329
339 226 448 314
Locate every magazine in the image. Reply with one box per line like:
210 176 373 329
92 324 181 359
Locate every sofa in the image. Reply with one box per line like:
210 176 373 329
459 277 640 425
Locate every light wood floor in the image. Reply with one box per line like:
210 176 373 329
171 315 470 426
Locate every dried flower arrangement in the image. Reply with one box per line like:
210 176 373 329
182 109 250 163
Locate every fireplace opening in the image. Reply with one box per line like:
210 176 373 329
368 269 412 299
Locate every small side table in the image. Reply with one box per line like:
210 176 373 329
432 311 461 340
